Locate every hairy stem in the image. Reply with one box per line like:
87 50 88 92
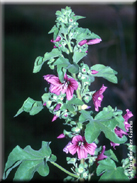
50 161 79 179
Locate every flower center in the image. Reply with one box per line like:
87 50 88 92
78 141 84 147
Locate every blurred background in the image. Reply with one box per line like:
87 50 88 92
3 3 136 180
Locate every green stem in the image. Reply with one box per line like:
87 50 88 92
64 33 73 53
50 161 79 179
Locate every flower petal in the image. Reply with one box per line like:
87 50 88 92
68 78 79 90
72 135 83 145
57 133 65 139
66 85 74 100
49 84 61 95
84 142 97 155
87 38 102 45
67 144 78 155
77 147 87 159
44 74 61 85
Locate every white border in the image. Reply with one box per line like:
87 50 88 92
0 0 136 3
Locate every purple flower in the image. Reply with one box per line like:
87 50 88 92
43 74 78 101
78 40 87 46
123 109 133 132
63 135 97 159
52 104 61 122
78 38 102 46
114 127 128 138
51 36 61 43
87 38 102 45
110 127 128 150
96 146 107 162
110 142 120 150
91 70 98 74
92 84 107 111
57 133 65 139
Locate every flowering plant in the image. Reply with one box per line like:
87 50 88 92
3 6 136 181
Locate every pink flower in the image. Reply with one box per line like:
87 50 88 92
110 127 128 150
63 135 97 159
87 38 102 45
57 133 65 139
96 146 107 162
51 36 61 43
43 74 78 100
123 109 133 132
78 40 87 46
43 102 46 106
91 70 98 74
78 38 102 46
52 104 61 122
92 84 107 111
110 142 120 150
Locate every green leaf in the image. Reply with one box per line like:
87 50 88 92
3 141 56 180
14 97 44 117
48 25 57 34
14 160 43 180
90 64 118 84
97 159 129 181
97 158 116 176
33 56 44 73
79 110 93 123
104 149 118 162
67 63 79 74
85 106 128 144
33 48 61 73
73 51 87 64
76 28 101 42
85 121 100 143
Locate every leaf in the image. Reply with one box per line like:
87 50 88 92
97 158 116 176
14 97 44 117
3 141 56 180
76 28 101 42
79 110 93 123
85 121 100 143
33 56 44 73
33 48 61 73
97 158 129 181
104 149 118 162
67 63 79 74
85 106 128 144
73 51 87 64
90 64 118 84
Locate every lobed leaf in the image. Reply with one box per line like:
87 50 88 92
33 48 61 73
3 141 56 180
90 64 118 84
14 97 43 117
97 158 129 181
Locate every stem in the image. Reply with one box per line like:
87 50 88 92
50 161 79 179
64 33 73 53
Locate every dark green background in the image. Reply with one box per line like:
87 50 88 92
3 3 136 180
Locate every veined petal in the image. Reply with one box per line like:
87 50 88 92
84 142 97 155
72 135 83 145
66 85 74 101
67 144 78 155
44 74 61 85
68 78 79 90
49 84 61 95
77 147 87 159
